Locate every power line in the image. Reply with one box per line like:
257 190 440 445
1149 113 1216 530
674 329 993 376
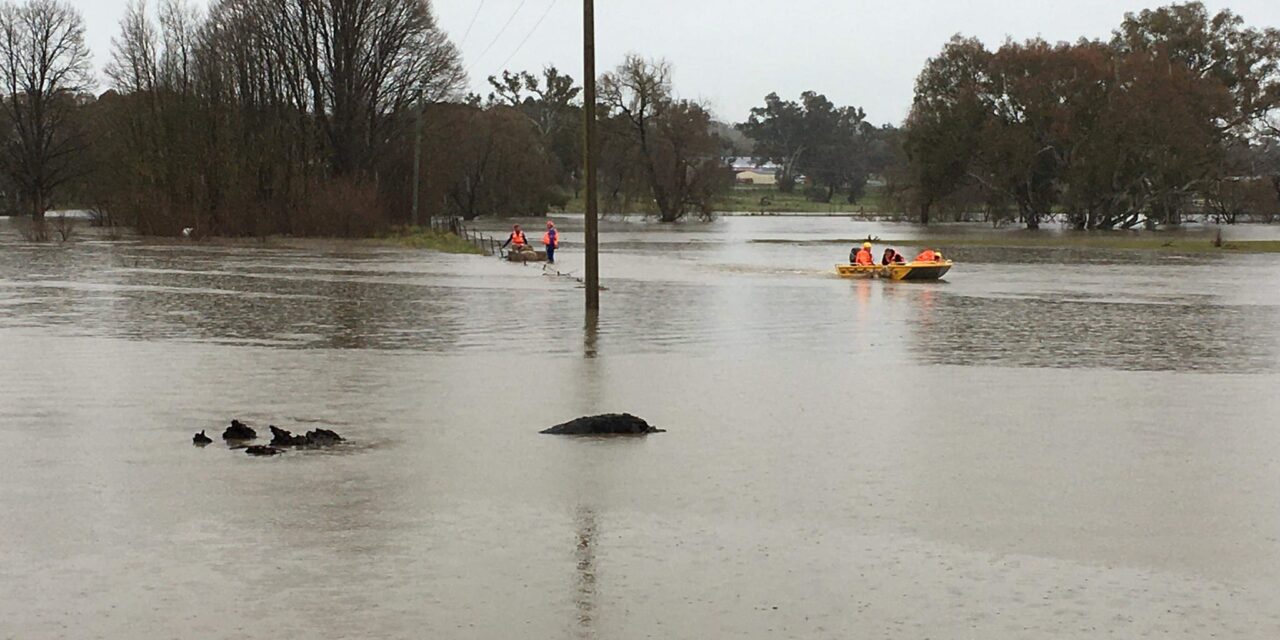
459 0 485 45
471 0 530 70
493 0 558 75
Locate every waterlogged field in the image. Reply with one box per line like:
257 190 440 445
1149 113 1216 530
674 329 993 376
2 216 1280 638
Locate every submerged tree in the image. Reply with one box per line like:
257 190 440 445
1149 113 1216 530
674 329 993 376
897 36 989 225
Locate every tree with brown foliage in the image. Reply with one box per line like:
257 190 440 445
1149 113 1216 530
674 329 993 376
898 2 1280 229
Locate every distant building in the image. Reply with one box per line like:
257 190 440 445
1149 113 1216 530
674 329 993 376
730 157 781 186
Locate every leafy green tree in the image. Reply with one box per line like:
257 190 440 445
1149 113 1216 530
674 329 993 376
897 36 989 224
739 91 872 202
487 66 582 196
737 93 805 192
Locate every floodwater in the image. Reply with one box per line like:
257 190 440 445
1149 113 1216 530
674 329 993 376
2 216 1280 639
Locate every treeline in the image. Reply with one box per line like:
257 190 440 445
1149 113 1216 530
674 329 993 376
894 3 1280 228
90 0 466 236
62 0 735 232
2 0 1279 236
435 56 734 223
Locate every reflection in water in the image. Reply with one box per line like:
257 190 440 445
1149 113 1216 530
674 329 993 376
904 292 1279 372
583 309 599 359
3 224 1278 372
573 506 598 640
4 220 1280 638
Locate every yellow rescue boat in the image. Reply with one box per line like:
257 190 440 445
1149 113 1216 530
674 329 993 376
835 260 953 281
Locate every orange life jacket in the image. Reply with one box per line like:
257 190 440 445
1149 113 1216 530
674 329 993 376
542 229 558 248
510 231 527 247
855 249 874 265
915 249 937 262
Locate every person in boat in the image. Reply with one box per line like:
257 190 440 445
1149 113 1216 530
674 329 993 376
914 248 944 262
852 241 875 266
881 248 906 265
502 224 529 251
542 221 559 263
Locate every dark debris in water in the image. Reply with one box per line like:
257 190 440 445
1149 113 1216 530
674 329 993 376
270 425 343 447
221 419 256 441
541 413 665 436
199 419 345 457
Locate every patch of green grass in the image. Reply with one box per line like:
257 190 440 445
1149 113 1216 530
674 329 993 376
378 226 484 254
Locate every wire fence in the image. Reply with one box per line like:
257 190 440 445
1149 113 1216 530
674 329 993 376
428 216 509 258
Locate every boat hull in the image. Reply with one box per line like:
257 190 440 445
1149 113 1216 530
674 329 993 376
886 261 952 281
835 264 884 278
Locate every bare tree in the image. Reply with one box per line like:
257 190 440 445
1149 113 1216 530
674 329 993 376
106 0 158 94
267 0 465 176
94 0 466 236
600 55 729 221
0 0 92 220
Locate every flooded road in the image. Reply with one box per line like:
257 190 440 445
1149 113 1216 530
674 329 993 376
2 216 1280 638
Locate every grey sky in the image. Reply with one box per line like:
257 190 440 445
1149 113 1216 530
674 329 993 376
74 0 1280 125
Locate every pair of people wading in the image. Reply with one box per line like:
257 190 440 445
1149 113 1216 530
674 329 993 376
502 221 559 263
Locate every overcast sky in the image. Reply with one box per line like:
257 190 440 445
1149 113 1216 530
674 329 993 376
74 0 1280 125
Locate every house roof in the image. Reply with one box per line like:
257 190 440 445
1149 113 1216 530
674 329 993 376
729 156 780 172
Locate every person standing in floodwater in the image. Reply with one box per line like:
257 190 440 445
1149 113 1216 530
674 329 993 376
542 221 559 264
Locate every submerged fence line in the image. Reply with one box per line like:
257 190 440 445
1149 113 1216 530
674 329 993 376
428 216 508 258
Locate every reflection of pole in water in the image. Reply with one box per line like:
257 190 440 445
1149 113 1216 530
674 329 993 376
584 309 599 359
574 506 598 639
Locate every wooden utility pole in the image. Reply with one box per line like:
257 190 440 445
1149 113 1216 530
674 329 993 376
411 103 424 227
582 0 600 311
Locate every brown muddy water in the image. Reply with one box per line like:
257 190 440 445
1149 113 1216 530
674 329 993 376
2 216 1280 639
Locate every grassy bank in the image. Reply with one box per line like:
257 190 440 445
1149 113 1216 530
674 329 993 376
715 186 889 214
559 185 890 215
755 234 1280 253
378 227 484 254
